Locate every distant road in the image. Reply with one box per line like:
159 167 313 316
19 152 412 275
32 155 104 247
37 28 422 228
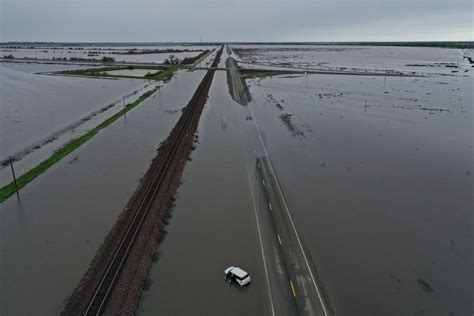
238 60 420 77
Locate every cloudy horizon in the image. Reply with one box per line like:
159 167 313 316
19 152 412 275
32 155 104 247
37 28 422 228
1 0 473 42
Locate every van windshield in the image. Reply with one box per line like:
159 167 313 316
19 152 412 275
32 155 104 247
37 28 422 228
235 273 248 280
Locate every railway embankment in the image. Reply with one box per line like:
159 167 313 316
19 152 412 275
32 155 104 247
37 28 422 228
62 46 224 315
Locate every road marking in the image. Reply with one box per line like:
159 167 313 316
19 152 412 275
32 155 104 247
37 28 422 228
246 164 276 316
290 280 297 297
248 103 330 316
268 202 273 211
262 179 266 187
277 233 282 245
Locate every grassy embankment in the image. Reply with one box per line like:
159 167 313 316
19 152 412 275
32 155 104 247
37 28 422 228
0 88 158 203
60 66 178 81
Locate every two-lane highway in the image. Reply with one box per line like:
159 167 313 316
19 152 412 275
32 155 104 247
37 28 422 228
255 156 330 315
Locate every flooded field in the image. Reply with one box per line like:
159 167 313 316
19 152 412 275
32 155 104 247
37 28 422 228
240 45 472 315
0 62 149 157
233 45 472 75
1 44 214 64
0 62 97 73
0 69 206 315
0 43 471 315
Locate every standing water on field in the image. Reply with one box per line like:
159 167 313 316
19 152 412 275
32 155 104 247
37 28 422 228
242 45 472 315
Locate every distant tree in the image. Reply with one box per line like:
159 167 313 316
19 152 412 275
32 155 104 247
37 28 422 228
179 50 210 65
101 56 115 63
3 54 14 59
168 55 179 64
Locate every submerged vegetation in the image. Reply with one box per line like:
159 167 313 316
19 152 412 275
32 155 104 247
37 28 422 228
0 88 158 203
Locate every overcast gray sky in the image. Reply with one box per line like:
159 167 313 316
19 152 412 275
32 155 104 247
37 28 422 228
1 0 472 42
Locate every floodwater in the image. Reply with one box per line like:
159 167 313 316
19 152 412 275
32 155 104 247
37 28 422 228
139 46 472 315
0 62 97 73
105 68 160 77
246 62 472 314
139 49 330 316
1 45 471 315
0 69 207 315
0 62 148 157
233 44 471 75
137 57 297 314
0 45 215 64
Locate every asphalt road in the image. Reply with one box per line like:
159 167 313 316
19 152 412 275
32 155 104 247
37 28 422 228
241 96 331 315
255 156 329 316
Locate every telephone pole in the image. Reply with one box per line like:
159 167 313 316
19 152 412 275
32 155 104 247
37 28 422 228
9 156 20 199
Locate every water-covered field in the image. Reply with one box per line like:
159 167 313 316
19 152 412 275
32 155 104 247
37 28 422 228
1 44 213 63
236 45 472 315
0 44 471 315
0 69 207 315
233 44 473 75
0 63 149 158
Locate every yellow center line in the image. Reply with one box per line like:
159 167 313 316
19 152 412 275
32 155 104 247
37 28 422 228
290 280 296 297
277 233 282 245
268 202 272 211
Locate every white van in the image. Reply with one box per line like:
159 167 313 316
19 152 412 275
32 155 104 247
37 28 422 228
224 266 251 286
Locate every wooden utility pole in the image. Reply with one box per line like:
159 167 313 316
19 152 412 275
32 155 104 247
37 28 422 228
9 156 20 199
122 96 127 119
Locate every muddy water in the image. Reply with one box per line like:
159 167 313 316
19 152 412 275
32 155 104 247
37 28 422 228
1 63 148 155
0 62 96 73
138 68 276 315
0 69 206 315
0 46 211 64
247 72 472 315
233 45 470 75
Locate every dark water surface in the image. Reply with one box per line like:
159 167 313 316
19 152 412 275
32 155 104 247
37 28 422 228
138 66 274 315
0 69 206 315
1 63 147 155
247 71 472 315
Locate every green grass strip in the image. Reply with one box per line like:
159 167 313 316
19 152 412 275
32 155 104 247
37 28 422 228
60 66 178 81
0 88 158 203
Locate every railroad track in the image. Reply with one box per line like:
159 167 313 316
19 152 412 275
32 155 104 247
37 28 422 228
84 46 223 315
